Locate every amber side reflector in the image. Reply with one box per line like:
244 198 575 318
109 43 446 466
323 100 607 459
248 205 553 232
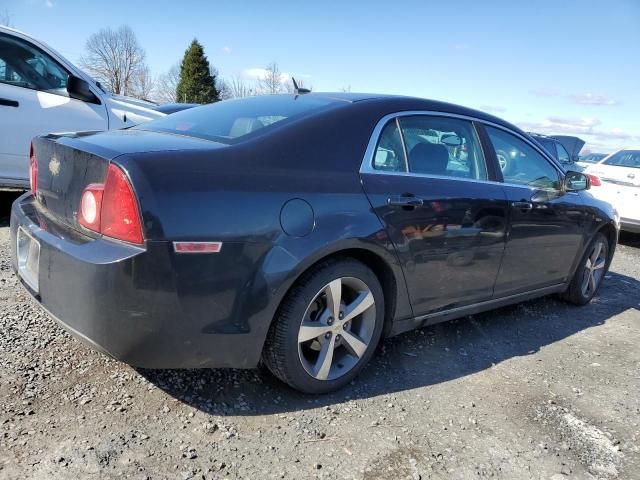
173 242 222 254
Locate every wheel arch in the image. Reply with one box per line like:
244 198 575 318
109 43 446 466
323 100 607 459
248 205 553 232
597 221 618 266
257 240 412 359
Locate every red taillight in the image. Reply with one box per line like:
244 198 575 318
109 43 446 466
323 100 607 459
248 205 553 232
78 164 143 244
29 143 38 193
588 174 602 187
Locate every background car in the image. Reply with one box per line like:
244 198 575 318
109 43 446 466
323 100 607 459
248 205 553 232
529 133 583 168
11 94 618 394
585 148 640 233
0 25 164 189
153 102 200 114
577 152 607 169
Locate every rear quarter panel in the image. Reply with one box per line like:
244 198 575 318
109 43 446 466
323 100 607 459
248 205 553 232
113 105 415 361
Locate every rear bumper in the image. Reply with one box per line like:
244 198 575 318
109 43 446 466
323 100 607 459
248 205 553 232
10 193 272 369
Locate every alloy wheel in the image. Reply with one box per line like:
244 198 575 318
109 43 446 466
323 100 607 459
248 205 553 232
581 239 607 297
297 277 376 381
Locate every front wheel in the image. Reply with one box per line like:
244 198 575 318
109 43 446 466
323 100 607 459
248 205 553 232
262 258 385 394
562 232 609 305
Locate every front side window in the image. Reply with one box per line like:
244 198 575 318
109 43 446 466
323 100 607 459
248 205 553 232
398 116 487 180
603 150 640 169
0 33 69 94
486 126 561 190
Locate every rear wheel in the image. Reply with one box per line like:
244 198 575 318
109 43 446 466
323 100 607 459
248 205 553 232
562 232 609 305
263 258 384 394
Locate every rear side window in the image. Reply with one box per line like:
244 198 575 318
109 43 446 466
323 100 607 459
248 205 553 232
556 143 571 164
374 120 407 172
486 126 561 190
0 33 69 94
137 95 338 144
399 116 488 180
603 150 640 168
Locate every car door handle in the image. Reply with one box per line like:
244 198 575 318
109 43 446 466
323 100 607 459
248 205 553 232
388 194 423 209
0 98 19 107
512 201 533 212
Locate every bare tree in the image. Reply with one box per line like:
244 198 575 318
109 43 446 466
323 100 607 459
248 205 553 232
217 78 233 100
259 62 285 95
80 25 146 96
153 64 180 103
0 9 14 27
339 85 352 93
228 75 254 98
209 66 233 101
130 65 155 101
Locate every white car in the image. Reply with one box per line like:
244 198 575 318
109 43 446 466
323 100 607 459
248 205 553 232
0 26 164 189
586 148 640 233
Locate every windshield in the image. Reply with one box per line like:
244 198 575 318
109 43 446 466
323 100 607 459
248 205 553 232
603 150 640 169
135 95 339 144
581 153 606 163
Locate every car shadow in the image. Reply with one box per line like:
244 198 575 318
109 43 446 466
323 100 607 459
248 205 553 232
138 269 640 416
619 231 640 249
0 190 22 227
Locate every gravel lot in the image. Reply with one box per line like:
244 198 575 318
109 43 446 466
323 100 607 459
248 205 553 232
1 190 639 480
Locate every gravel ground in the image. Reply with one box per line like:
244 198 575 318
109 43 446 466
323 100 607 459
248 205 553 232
1 190 639 480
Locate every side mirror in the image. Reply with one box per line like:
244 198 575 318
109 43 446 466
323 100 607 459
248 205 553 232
564 171 590 191
67 75 101 104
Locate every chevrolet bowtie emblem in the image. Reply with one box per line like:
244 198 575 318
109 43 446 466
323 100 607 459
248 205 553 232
49 157 60 176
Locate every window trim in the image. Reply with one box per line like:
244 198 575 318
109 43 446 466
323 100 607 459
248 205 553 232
360 110 566 191
395 117 410 172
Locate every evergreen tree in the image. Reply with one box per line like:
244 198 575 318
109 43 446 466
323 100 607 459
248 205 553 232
175 39 219 104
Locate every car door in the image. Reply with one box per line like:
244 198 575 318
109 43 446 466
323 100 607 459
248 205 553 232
360 113 509 316
483 125 587 295
0 32 108 185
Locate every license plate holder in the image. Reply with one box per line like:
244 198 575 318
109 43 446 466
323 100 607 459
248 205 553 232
17 227 40 293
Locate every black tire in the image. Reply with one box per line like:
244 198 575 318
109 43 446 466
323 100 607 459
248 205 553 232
562 232 610 305
262 258 385 394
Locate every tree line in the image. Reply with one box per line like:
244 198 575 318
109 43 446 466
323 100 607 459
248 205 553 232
80 25 302 104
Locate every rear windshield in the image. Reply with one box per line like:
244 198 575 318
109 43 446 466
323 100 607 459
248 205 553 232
136 95 338 144
604 150 640 169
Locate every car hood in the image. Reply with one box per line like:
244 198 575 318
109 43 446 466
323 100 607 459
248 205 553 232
103 93 165 124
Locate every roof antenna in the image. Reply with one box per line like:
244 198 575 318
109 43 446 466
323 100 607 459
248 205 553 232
292 77 311 95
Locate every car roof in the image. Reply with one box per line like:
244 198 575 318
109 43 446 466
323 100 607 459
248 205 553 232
304 92 524 132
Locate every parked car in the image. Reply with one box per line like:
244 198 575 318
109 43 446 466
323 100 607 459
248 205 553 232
529 133 583 167
549 135 585 163
0 25 164 189
153 102 200 114
577 153 607 169
585 148 640 233
11 94 618 393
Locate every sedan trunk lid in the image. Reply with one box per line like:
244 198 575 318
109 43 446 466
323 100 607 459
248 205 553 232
32 129 224 232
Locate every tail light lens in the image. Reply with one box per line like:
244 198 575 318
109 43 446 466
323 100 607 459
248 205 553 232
29 143 38 193
588 174 602 187
79 184 104 231
78 164 144 244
